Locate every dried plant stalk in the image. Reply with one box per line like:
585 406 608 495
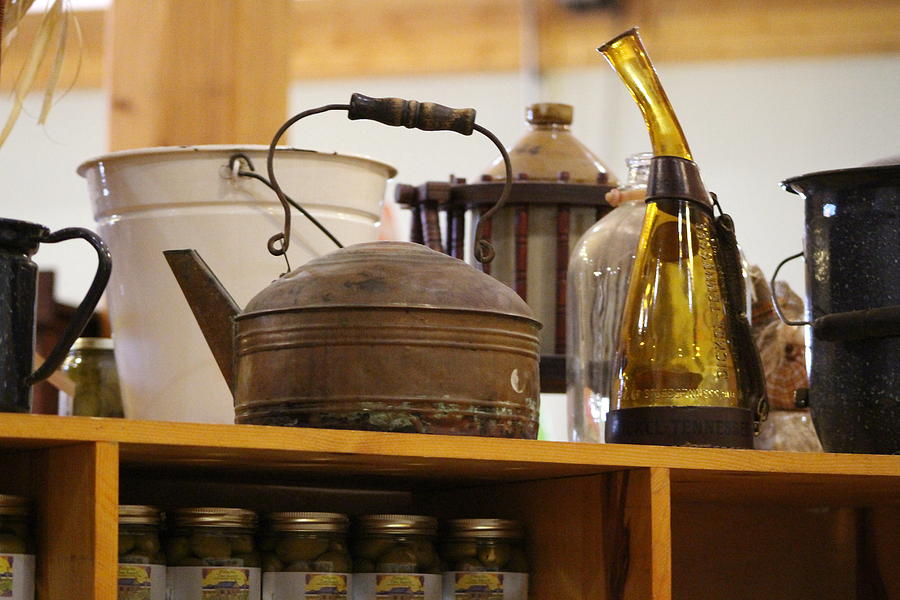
1 0 39 67
1 0 79 147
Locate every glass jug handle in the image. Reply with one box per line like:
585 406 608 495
26 228 112 385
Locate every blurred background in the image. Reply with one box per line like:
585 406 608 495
1 0 899 305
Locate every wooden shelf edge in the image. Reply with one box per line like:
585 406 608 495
1 413 898 479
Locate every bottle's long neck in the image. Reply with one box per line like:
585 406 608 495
598 30 692 161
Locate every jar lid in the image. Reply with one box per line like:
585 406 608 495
0 494 30 516
169 507 257 529
443 519 524 539
119 505 161 526
266 512 349 533
355 514 437 536
72 337 114 351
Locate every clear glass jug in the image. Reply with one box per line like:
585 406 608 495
566 153 650 442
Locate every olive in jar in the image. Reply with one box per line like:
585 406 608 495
440 519 528 572
440 519 529 600
165 507 260 567
0 495 35 600
261 512 351 573
352 515 440 574
0 495 33 554
118 505 165 564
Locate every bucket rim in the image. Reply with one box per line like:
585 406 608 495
781 163 900 194
76 144 397 179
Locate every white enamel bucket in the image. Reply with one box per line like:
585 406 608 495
79 146 396 423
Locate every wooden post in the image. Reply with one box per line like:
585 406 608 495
606 468 672 600
106 0 291 150
38 442 119 600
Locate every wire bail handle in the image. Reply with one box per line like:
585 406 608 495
770 252 810 327
265 93 513 265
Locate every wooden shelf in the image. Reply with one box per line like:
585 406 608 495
1 413 898 600
4 413 900 477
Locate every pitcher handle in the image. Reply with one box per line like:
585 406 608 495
770 251 810 328
26 228 112 384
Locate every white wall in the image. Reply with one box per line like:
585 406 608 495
1 54 898 306
547 55 900 297
288 54 900 299
0 90 108 306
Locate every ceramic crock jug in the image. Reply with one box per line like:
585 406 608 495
0 218 111 412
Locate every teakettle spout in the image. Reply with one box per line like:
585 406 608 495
164 249 240 393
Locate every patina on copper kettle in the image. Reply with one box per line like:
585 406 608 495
164 94 541 438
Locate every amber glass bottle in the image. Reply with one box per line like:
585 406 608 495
615 197 739 409
598 28 760 447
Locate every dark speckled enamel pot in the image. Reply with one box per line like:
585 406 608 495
781 165 900 454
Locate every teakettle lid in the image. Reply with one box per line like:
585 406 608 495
242 241 538 325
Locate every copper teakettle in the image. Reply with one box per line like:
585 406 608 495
165 95 541 438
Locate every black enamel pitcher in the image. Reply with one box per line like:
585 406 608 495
777 164 900 454
0 218 111 413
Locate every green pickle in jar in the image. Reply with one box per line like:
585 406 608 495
440 519 529 600
0 495 35 600
165 507 261 600
118 505 165 600
352 515 441 600
59 337 124 418
261 512 352 600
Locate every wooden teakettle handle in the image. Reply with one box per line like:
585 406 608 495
33 351 76 397
348 93 476 135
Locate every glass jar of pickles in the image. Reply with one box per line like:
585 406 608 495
59 337 124 418
118 505 165 600
261 512 351 600
440 519 528 600
0 495 34 600
352 515 441 600
165 507 260 599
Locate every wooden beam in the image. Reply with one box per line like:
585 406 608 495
106 0 291 150
0 9 105 91
620 468 672 600
289 0 900 78
2 0 899 91
290 0 524 78
624 0 900 63
38 442 119 600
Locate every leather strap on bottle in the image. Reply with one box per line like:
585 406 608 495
711 199 769 432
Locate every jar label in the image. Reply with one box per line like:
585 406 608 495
117 563 166 600
0 554 34 600
262 572 350 600
167 566 261 600
58 393 73 417
353 573 440 600
443 572 527 600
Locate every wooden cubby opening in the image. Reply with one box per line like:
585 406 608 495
118 463 611 600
